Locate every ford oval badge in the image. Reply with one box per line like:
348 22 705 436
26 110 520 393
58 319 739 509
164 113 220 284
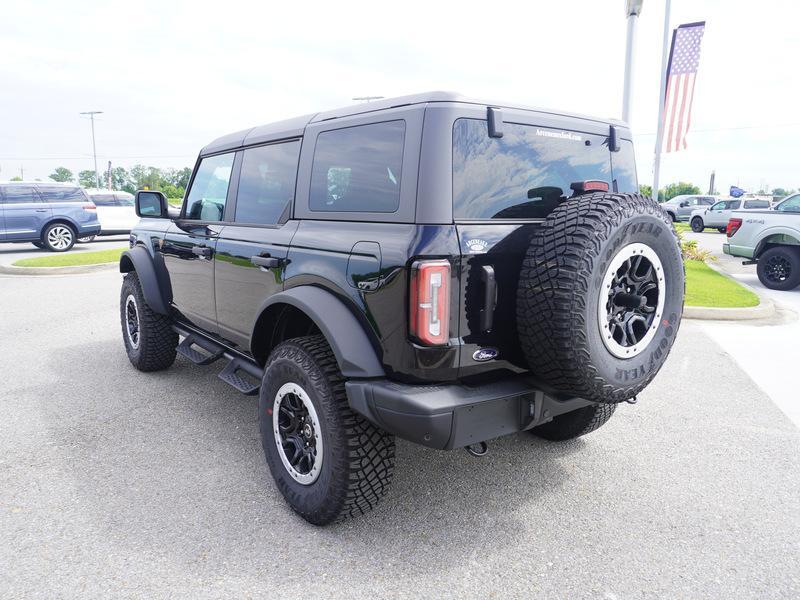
472 347 499 362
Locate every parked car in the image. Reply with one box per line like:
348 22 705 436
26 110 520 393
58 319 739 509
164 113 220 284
0 182 100 251
689 198 772 233
661 194 716 222
724 192 800 289
119 92 684 525
78 189 140 242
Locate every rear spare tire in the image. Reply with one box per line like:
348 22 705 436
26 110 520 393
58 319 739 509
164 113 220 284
517 192 684 403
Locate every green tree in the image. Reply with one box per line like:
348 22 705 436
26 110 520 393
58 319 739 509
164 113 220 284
661 182 701 202
110 167 134 193
78 170 98 188
639 184 653 198
10 175 22 182
49 167 74 182
771 188 794 199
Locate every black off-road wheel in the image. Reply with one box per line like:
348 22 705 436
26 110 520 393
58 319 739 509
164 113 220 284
690 217 705 233
260 335 395 526
120 272 177 371
531 403 616 441
517 192 684 404
757 246 800 291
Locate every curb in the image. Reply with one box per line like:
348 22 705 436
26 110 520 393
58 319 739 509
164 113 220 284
683 261 776 321
0 262 117 276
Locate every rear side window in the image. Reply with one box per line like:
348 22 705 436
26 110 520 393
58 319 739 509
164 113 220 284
235 140 300 225
310 120 405 213
744 200 769 209
0 185 39 203
185 153 235 221
115 193 135 206
611 139 638 193
91 194 116 206
699 198 714 206
453 119 615 220
37 186 86 202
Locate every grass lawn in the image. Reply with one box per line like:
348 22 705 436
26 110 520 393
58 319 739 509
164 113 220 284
684 260 759 308
13 247 127 268
673 221 691 233
168 198 182 207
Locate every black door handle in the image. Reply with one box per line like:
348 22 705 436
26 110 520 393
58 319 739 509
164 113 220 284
251 254 282 269
192 246 212 258
480 265 497 332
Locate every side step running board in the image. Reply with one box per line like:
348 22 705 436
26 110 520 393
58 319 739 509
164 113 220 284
173 324 264 396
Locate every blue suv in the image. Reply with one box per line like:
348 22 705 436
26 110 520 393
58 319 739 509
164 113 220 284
0 182 101 252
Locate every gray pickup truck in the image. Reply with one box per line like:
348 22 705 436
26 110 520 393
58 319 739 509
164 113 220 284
724 194 800 290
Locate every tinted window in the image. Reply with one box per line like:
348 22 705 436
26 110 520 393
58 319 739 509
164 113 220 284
611 139 637 193
744 200 769 209
37 186 86 202
235 140 300 224
90 194 117 206
699 198 714 206
115 193 135 206
185 153 235 221
310 120 405 213
1 185 39 204
710 201 726 210
453 119 613 219
777 195 800 212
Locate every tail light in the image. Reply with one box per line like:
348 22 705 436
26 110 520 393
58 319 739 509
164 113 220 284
82 203 97 211
727 218 742 237
409 260 450 346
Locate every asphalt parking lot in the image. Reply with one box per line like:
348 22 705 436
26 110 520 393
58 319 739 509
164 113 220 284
1 270 799 598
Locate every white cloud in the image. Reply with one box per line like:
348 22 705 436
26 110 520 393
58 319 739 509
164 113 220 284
0 0 797 192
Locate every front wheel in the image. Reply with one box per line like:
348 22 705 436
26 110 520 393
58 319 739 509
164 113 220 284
42 223 76 252
531 403 616 441
757 246 800 291
120 273 177 371
260 335 395 525
690 217 705 233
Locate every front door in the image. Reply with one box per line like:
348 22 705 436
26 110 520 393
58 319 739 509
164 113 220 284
214 139 302 348
0 185 50 241
161 151 235 333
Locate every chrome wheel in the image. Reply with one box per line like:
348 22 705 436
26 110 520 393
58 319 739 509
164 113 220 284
598 243 665 359
124 294 140 349
273 383 323 485
47 225 73 250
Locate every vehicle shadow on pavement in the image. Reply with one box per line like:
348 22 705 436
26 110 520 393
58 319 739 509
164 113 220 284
41 339 590 576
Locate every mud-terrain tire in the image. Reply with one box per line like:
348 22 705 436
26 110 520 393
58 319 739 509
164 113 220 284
757 246 800 291
691 217 704 232
120 272 177 371
517 192 684 404
260 335 395 526
531 403 616 441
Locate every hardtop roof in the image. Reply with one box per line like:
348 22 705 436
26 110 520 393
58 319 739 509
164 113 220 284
200 91 627 156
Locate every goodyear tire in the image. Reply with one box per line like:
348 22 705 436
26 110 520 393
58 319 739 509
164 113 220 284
517 193 684 403
260 335 395 525
120 272 177 371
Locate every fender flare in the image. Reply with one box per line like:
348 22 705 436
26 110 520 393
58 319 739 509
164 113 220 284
754 229 800 258
254 287 386 379
119 246 171 315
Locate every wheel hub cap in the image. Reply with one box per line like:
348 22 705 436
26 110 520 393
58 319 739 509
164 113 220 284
47 226 72 250
598 243 666 359
125 294 140 349
273 383 323 485
765 256 791 282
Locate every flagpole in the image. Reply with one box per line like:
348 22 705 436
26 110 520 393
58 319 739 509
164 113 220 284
652 0 672 201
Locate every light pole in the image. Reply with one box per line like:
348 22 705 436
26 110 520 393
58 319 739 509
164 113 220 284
80 111 103 188
622 0 644 123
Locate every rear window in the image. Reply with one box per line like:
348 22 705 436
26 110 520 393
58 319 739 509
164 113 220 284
37 186 86 202
453 119 634 220
744 200 769 209
310 120 405 213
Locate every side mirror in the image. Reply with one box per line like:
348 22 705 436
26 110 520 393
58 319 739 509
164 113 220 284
135 190 169 218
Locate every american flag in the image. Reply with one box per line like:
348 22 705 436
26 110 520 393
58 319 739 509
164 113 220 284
662 22 705 153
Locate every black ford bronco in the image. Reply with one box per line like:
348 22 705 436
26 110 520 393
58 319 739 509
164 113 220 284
119 92 684 525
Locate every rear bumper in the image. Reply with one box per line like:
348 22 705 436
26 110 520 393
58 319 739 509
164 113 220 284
76 224 101 236
723 243 754 259
345 377 593 450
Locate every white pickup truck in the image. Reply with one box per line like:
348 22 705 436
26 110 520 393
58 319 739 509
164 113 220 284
724 194 800 290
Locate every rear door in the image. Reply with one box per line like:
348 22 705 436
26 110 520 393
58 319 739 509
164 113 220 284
214 139 302 348
452 117 635 376
0 185 49 240
162 151 235 332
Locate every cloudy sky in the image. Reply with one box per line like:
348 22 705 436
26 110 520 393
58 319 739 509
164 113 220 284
1 0 798 193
